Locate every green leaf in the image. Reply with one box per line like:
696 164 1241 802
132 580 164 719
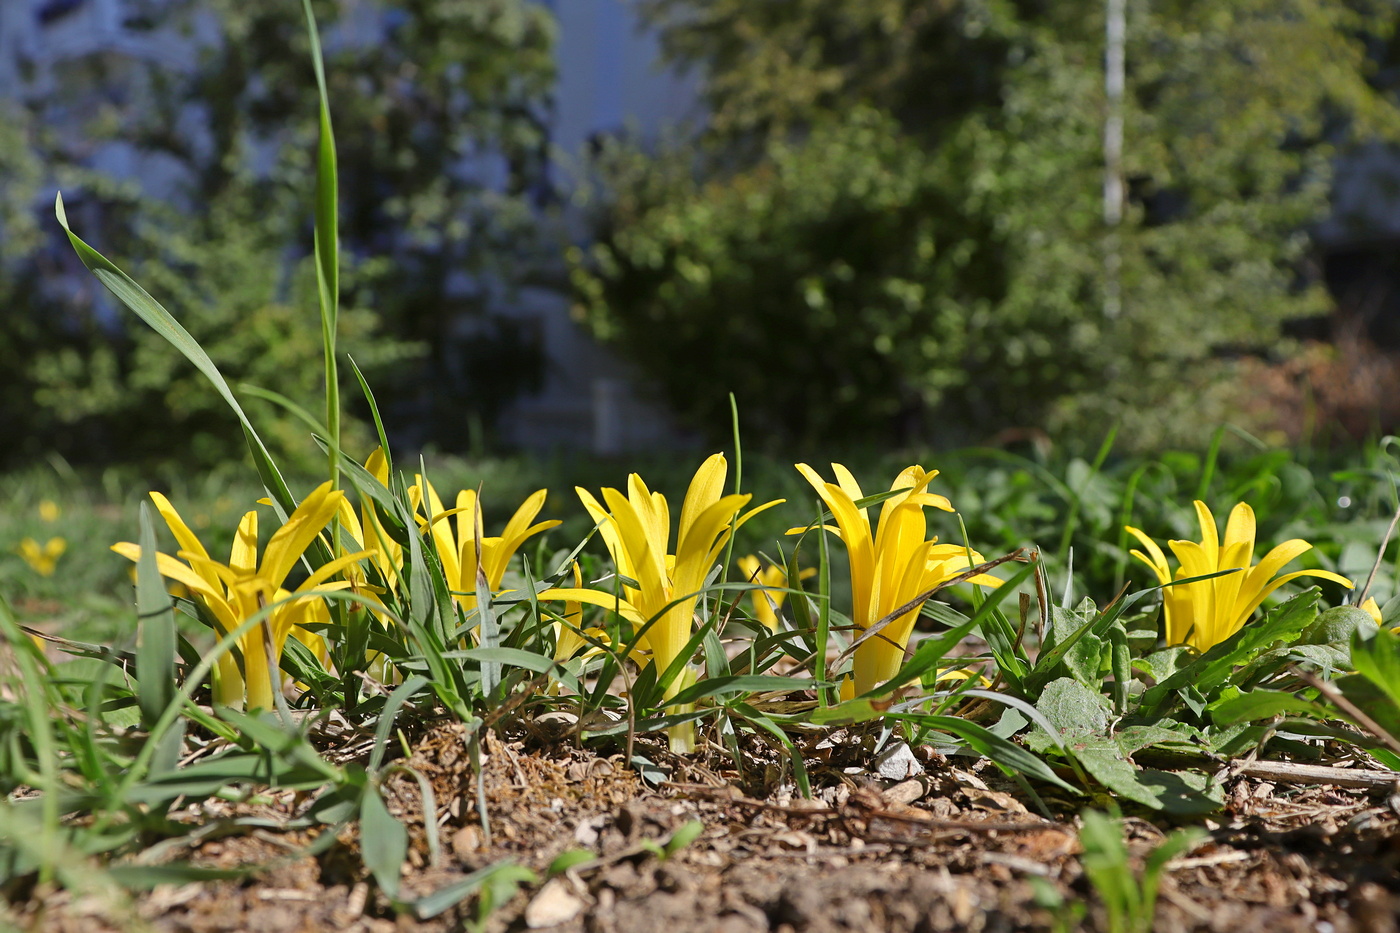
1139 590 1320 715
454 647 580 694
360 784 407 900
369 675 430 773
54 194 294 514
107 864 248 888
1352 625 1400 711
664 820 705 855
1034 602 1104 688
413 861 535 921
808 698 888 725
1074 745 1222 814
547 850 595 876
300 0 342 489
890 713 1078 793
666 675 821 708
1207 689 1328 726
134 503 177 731
1034 677 1111 743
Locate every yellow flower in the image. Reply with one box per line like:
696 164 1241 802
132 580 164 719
1361 597 1383 628
336 448 405 591
38 500 60 523
540 454 782 751
790 463 1001 696
735 554 814 630
552 561 608 664
18 537 66 576
409 477 561 619
114 482 368 710
1125 501 1354 653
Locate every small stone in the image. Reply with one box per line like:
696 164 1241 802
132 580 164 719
525 879 585 928
875 741 923 780
884 777 928 806
451 825 481 859
574 815 607 846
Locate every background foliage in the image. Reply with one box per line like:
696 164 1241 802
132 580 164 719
572 0 1400 451
0 0 558 470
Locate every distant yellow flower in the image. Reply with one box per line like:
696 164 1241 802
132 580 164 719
735 555 814 630
1126 501 1354 653
114 482 368 710
38 500 60 523
790 463 1000 696
18 536 66 576
541 454 782 751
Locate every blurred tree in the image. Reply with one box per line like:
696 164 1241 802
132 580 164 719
4 0 557 469
572 0 1400 450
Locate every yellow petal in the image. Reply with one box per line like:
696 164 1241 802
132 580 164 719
229 510 258 577
1125 526 1172 585
259 482 344 589
1192 500 1219 569
149 491 211 562
678 453 727 545
1221 502 1256 569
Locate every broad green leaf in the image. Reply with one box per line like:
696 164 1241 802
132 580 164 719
1033 602 1103 688
1074 745 1222 814
1352 626 1400 711
1139 590 1320 715
1207 689 1328 726
1034 678 1111 743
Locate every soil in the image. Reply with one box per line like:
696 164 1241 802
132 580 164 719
9 722 1400 933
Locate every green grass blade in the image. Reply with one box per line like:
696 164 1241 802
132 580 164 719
134 503 177 730
348 355 393 476
240 383 328 436
300 0 342 492
53 194 294 513
369 676 430 773
0 599 61 884
360 783 407 900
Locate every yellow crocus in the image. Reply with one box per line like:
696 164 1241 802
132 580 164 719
338 447 404 590
552 561 588 662
409 477 561 620
540 453 781 751
1125 501 1354 653
735 554 814 630
114 482 370 710
18 537 66 576
790 463 1001 696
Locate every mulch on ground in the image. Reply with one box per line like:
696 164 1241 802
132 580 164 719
10 721 1400 933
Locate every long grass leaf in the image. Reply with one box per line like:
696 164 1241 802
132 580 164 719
300 0 342 491
54 194 294 512
134 502 177 730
